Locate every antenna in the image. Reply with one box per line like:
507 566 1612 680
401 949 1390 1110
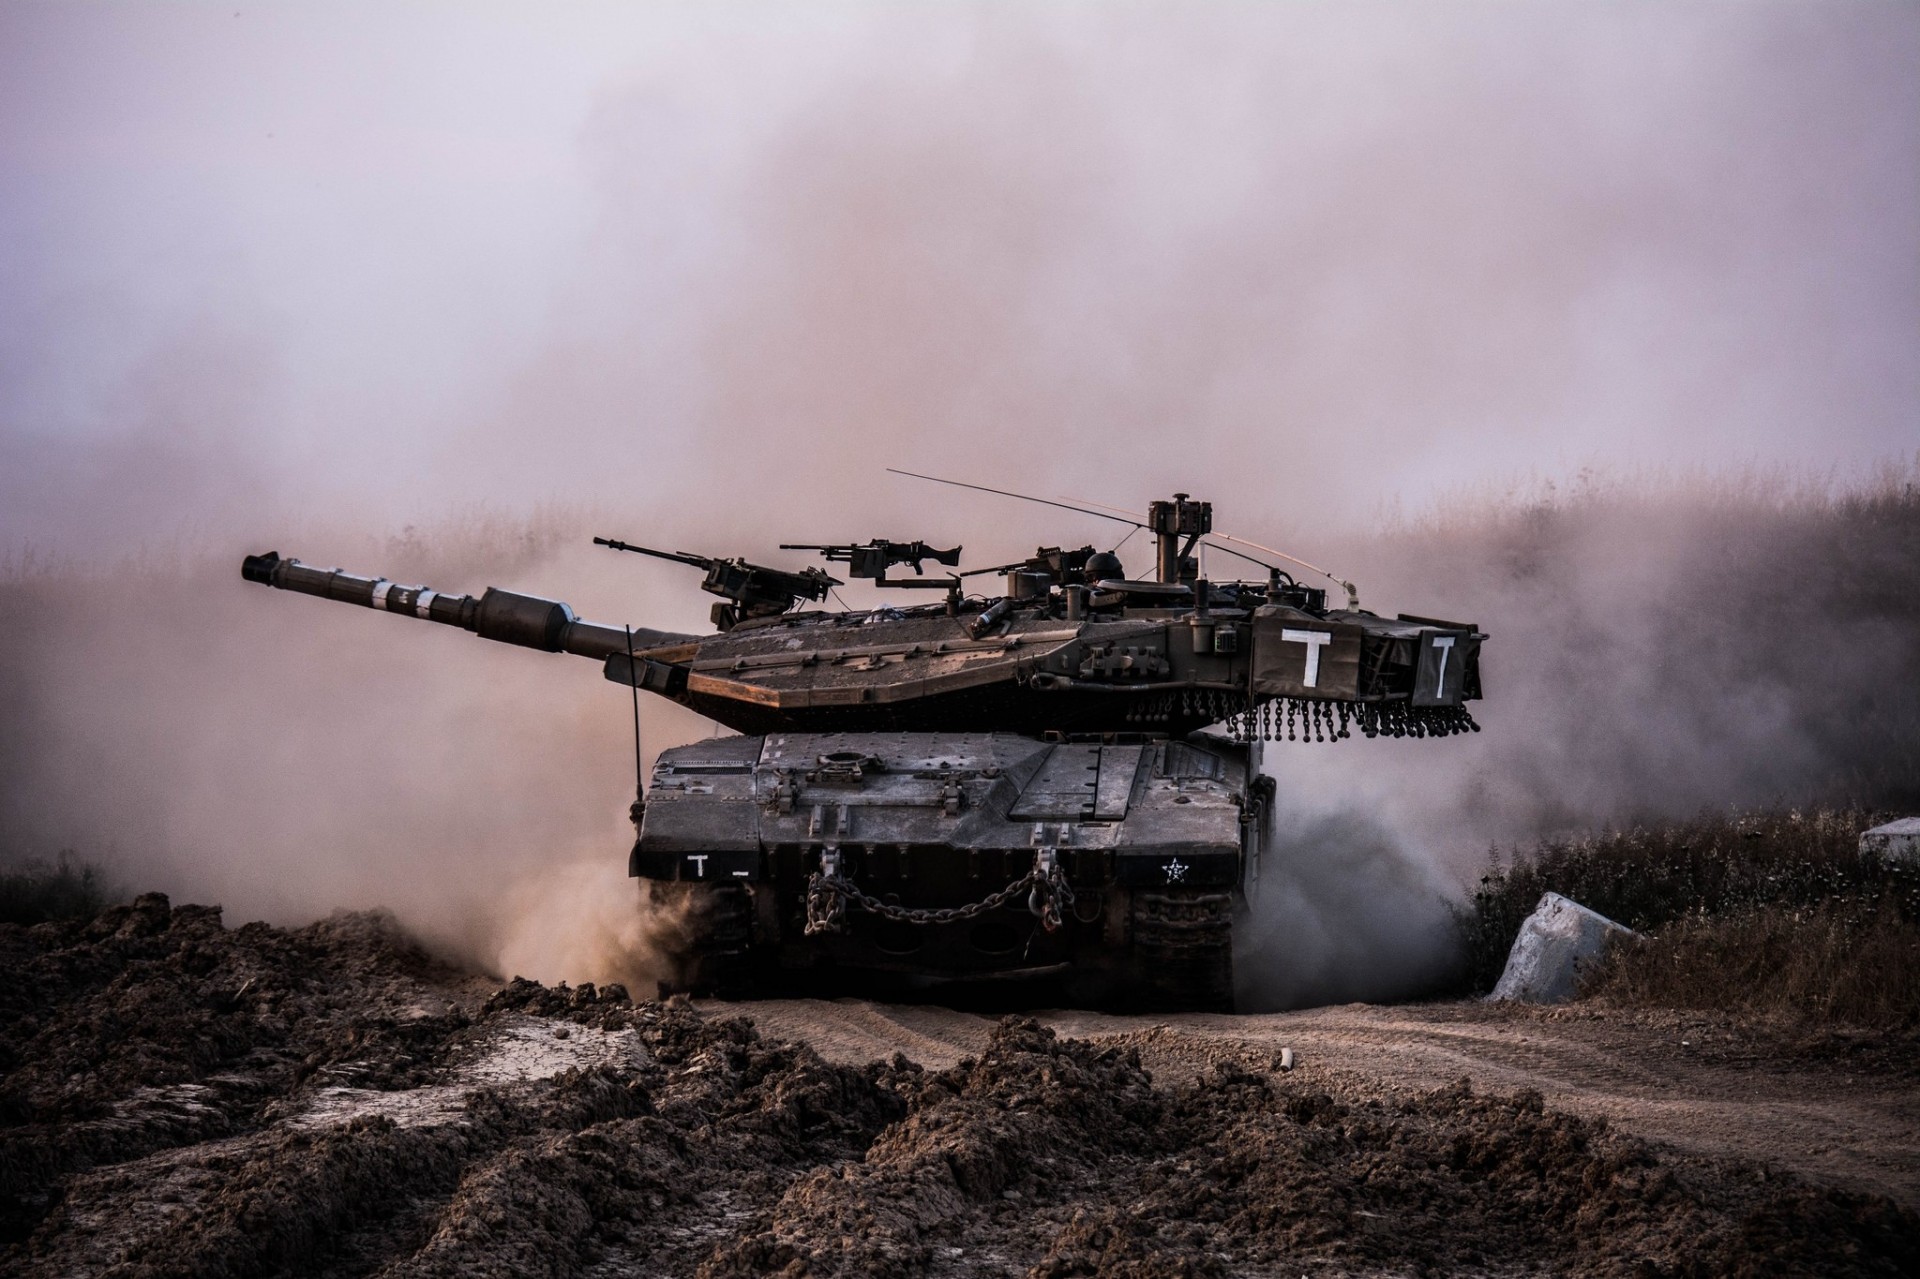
885 469 1146 528
885 467 1284 576
1060 490 1359 607
1205 532 1359 609
624 625 645 820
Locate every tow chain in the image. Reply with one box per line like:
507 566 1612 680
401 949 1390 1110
805 848 1074 936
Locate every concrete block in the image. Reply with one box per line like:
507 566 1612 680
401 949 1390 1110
1859 817 1920 864
1490 892 1635 1004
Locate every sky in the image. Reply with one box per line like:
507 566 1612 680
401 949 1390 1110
1 1 1915 564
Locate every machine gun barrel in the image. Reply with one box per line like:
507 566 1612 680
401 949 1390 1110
240 551 694 659
592 537 707 568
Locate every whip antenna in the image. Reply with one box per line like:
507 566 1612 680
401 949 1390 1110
884 468 1301 579
1204 532 1359 610
888 467 1285 572
624 625 645 817
1059 491 1359 608
885 469 1146 528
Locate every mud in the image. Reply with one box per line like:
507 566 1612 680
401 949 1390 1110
3 900 1914 1277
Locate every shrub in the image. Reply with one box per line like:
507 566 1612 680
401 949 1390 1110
0 851 117 925
1582 899 1920 1028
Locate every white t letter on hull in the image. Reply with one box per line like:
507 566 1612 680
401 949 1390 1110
1280 628 1333 687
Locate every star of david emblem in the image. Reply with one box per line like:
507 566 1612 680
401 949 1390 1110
1164 858 1189 884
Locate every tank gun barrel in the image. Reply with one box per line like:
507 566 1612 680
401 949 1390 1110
239 551 694 659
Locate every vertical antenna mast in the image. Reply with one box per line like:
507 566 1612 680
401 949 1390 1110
624 625 645 819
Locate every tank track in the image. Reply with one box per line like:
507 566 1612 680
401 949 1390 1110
651 881 755 998
655 880 1236 1012
1128 888 1235 1012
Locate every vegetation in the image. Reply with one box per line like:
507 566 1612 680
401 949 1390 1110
1584 899 1919 1028
0 852 118 925
1462 809 1920 1027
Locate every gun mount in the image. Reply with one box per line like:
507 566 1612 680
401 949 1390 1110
243 488 1487 1010
593 537 839 630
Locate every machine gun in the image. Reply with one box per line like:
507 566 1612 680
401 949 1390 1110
780 539 962 590
594 537 839 630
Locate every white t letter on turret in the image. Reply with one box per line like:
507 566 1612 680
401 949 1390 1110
1281 628 1333 687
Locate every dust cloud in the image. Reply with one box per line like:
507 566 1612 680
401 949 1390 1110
0 520 713 986
1233 467 1920 1010
488 856 681 998
3 6 1917 1003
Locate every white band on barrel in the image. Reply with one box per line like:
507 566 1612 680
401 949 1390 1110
370 579 393 610
415 589 438 619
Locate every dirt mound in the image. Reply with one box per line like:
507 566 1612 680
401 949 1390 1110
0 894 469 1241
702 1020 1913 1279
3 904 1914 1277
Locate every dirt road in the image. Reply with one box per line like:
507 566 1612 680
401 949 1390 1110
729 997 1920 1210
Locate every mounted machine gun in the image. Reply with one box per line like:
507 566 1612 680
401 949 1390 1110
593 537 839 631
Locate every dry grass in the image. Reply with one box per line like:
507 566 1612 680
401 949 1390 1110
1583 899 1920 1029
1460 809 1920 1027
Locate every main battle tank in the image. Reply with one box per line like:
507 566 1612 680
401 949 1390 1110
242 488 1484 1010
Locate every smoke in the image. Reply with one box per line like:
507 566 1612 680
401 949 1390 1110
489 859 682 998
0 519 707 983
6 6 1915 554
1312 467 1920 839
3 6 1917 1002
1231 466 1920 1009
1238 802 1467 1011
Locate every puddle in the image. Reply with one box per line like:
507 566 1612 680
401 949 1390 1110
291 1015 649 1130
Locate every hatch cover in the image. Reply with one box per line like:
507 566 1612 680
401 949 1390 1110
1008 744 1145 820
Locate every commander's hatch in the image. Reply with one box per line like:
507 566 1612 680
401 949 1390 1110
1007 743 1146 821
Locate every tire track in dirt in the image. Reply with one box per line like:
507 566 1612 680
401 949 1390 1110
723 998 995 1071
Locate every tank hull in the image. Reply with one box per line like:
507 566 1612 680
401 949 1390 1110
631 730 1267 1010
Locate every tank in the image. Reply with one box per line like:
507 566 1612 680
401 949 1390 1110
240 490 1485 1010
